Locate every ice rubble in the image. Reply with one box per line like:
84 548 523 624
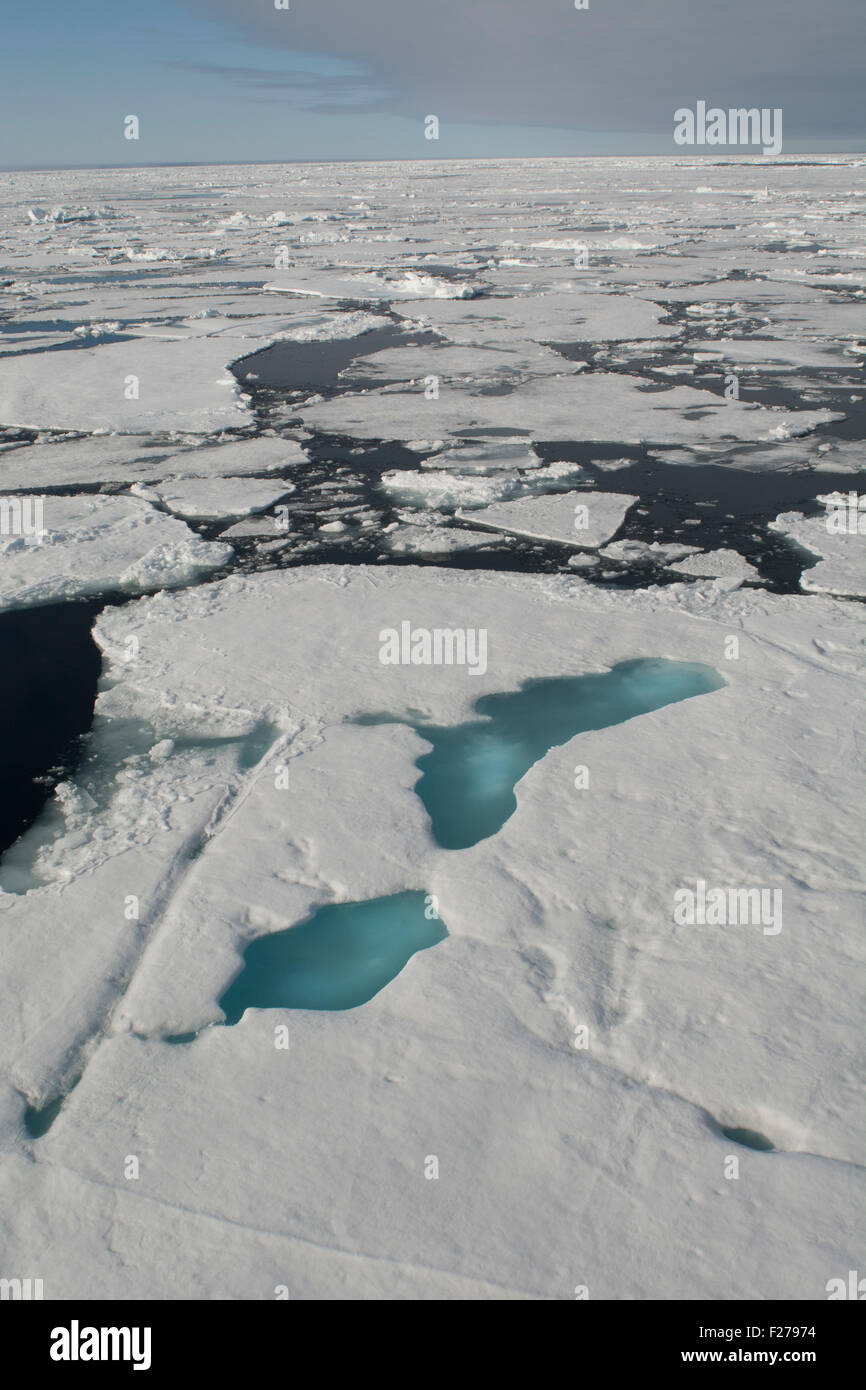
383 522 496 555
381 462 586 511
601 539 700 564
419 442 547 474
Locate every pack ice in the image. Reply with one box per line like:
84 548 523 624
0 154 863 1302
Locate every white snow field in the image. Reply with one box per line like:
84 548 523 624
0 156 863 1301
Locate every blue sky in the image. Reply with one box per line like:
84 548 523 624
1 0 863 169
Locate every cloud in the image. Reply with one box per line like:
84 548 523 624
161 59 388 110
180 0 866 140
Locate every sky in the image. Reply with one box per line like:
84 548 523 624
1 0 864 169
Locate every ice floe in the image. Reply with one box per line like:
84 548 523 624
458 491 637 549
0 433 307 489
0 494 232 611
299 371 839 445
0 338 254 434
383 522 496 555
770 495 866 597
668 549 762 584
131 478 294 524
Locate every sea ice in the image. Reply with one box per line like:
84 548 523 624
460 491 637 549
0 494 232 611
130 478 294 523
299 371 839 446
0 154 863 1303
668 550 762 584
0 338 254 434
383 522 496 555
770 500 866 597
0 562 860 1299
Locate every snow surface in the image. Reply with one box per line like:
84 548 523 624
0 434 307 490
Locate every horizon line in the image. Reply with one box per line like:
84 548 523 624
2 152 864 175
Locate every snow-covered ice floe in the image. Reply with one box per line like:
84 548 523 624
0 338 255 434
770 495 866 597
130 477 294 524
0 564 862 1299
299 370 839 446
0 434 308 489
0 494 232 611
457 491 637 550
668 549 762 585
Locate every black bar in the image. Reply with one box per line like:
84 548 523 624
5 1298 860 1375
